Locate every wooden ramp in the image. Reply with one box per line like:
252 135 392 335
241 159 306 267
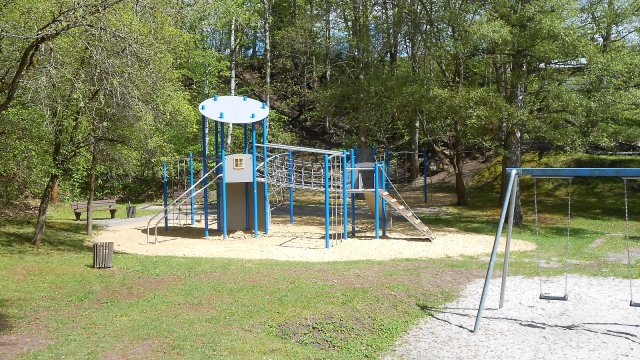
380 191 436 240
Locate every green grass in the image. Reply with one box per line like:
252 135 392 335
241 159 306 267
0 218 472 359
46 202 158 222
2 152 640 358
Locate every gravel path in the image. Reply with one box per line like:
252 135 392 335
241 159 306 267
387 276 640 359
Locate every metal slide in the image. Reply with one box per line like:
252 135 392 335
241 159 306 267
379 191 435 240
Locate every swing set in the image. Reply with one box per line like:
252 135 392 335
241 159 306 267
474 168 640 333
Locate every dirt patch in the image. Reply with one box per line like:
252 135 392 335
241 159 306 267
102 338 165 359
0 327 51 359
277 315 373 350
606 246 640 263
93 276 182 304
589 238 607 249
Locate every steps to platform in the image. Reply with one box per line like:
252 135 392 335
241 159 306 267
380 191 436 240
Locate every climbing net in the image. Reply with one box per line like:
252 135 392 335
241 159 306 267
255 147 349 246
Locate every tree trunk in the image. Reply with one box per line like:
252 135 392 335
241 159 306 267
86 143 98 236
453 159 469 205
51 178 59 205
323 0 331 133
33 174 58 247
264 0 271 111
502 128 522 224
227 17 236 151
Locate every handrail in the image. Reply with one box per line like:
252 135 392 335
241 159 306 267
151 173 222 244
380 168 421 222
146 162 223 244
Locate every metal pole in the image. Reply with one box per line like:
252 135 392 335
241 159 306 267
263 117 269 234
473 169 518 333
221 147 228 239
500 176 518 308
202 115 209 237
163 160 168 231
372 146 376 161
350 149 356 237
374 162 380 240
218 123 224 232
244 124 249 230
189 152 194 225
381 162 386 237
289 150 294 224
342 150 348 240
423 149 428 204
251 123 259 238
324 154 330 249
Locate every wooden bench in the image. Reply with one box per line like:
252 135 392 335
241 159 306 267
71 199 118 220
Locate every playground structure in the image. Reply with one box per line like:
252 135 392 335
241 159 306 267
473 168 640 333
146 95 435 248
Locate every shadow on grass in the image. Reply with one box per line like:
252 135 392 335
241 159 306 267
0 220 90 254
0 299 11 333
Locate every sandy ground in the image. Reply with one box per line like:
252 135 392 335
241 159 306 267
387 276 640 359
92 210 533 262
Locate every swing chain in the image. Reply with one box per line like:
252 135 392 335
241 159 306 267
624 179 635 302
565 178 572 296
534 178 543 296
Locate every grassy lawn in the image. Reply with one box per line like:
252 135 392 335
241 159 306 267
0 218 476 359
46 202 159 222
2 153 639 358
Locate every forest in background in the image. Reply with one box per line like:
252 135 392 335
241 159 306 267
0 0 639 244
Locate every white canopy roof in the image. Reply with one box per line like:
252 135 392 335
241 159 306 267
198 95 269 124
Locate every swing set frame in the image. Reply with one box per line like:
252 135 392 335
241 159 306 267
473 167 640 333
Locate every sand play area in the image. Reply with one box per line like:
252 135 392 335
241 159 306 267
93 208 534 261
387 276 640 359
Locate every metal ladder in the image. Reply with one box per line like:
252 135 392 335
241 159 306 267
380 191 435 240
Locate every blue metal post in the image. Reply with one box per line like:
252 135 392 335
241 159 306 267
163 160 168 231
202 115 209 237
244 124 249 230
374 161 380 240
342 150 348 240
217 122 225 232
423 149 428 204
350 149 356 237
381 162 387 237
288 150 294 224
263 115 269 234
251 123 259 238
324 154 330 249
189 152 194 225
221 147 228 239
372 146 376 161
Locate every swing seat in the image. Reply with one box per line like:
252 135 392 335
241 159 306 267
540 293 568 301
630 300 640 307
